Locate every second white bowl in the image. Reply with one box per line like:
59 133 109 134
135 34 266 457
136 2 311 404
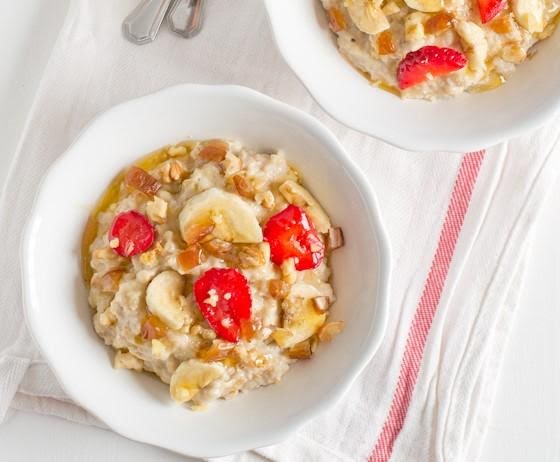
264 0 560 152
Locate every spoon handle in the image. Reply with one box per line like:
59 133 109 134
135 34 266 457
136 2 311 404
123 0 173 45
168 0 206 39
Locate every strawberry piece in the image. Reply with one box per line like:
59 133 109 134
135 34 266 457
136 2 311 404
477 0 507 24
263 205 325 271
194 268 252 342
108 210 155 257
397 46 467 90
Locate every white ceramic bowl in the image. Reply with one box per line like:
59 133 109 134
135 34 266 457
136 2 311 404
22 85 390 458
264 1 560 152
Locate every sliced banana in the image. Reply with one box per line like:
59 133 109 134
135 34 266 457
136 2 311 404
512 0 544 33
146 270 185 330
404 0 443 13
278 180 331 233
277 298 327 349
170 359 224 403
345 0 390 35
455 21 488 75
178 188 263 244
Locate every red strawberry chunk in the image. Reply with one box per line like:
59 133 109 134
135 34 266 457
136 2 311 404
194 268 252 343
263 205 325 271
397 46 467 90
478 0 507 24
108 210 155 257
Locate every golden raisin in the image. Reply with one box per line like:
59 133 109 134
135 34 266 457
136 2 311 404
92 269 124 293
177 244 204 272
124 166 161 196
140 315 167 340
377 30 396 55
240 319 259 341
424 12 454 35
489 14 512 34
327 7 346 32
198 140 229 162
198 341 235 361
232 173 254 199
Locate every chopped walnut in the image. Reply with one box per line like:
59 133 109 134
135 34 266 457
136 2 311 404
91 269 124 293
269 279 289 299
281 258 297 284
146 196 168 224
202 238 234 258
168 145 187 157
237 243 269 269
328 227 345 251
312 296 331 312
161 160 187 183
151 339 172 360
255 190 275 209
114 351 144 371
232 173 254 199
287 339 313 359
98 309 116 327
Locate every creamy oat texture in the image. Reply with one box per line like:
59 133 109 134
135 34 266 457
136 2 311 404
87 140 342 409
322 0 560 99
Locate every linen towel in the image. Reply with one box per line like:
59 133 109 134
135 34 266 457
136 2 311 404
1 1 559 461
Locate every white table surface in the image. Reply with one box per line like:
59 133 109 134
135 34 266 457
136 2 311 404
1 2 558 461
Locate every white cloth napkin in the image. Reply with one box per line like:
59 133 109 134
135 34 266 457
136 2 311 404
1 1 559 461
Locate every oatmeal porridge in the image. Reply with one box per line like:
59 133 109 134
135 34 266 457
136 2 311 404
84 139 345 409
321 0 560 99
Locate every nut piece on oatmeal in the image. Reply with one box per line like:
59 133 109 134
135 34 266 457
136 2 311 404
198 140 229 162
114 351 144 371
345 0 389 35
146 196 168 224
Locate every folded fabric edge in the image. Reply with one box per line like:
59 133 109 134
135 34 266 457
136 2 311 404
0 355 31 424
441 143 560 461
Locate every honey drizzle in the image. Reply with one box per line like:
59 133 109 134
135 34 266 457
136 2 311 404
81 141 196 284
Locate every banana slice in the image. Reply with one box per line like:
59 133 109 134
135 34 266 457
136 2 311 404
276 298 326 349
146 270 185 330
278 180 331 233
170 359 225 403
455 21 488 74
404 0 443 13
345 0 389 35
178 188 262 244
512 0 544 33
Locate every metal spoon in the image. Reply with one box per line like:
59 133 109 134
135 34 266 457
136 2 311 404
168 0 206 39
123 0 173 45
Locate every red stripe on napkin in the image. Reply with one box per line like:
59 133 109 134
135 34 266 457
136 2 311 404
369 151 486 462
